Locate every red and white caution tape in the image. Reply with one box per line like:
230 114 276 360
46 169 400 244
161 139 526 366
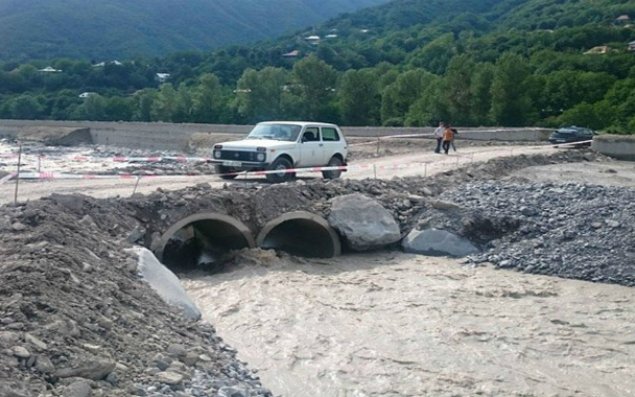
15 172 152 180
112 155 211 163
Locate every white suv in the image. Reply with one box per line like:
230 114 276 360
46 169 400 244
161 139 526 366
211 121 348 183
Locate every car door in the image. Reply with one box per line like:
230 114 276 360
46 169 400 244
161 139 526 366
298 126 323 167
319 126 344 164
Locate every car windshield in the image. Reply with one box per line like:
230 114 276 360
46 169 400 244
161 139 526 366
555 129 576 134
247 123 302 142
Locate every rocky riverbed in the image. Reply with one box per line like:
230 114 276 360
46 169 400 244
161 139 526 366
443 181 635 286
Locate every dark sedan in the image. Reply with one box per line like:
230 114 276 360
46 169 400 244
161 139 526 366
548 126 595 145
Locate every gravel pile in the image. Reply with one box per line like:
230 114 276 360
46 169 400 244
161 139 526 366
0 199 271 397
440 181 635 286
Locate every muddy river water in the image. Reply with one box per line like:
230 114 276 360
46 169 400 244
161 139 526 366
182 250 635 397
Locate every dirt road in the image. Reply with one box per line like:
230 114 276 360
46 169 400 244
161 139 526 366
0 144 556 204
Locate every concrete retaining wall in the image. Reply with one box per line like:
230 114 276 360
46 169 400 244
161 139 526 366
592 134 635 161
0 119 552 151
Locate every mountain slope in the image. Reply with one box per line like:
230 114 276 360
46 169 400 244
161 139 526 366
0 0 390 61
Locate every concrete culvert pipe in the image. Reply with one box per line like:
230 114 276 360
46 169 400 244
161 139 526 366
156 213 255 272
257 211 341 258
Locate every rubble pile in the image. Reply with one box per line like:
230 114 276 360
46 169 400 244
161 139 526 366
441 181 635 286
0 198 271 397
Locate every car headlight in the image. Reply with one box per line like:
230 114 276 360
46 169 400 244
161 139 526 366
256 152 265 162
213 150 221 159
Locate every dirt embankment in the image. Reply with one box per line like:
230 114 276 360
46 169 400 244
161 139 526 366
0 196 271 396
0 146 632 396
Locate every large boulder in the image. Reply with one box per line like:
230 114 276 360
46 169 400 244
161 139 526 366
328 193 401 251
132 246 201 321
402 228 479 257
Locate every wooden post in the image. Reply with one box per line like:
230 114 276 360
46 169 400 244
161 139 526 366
14 143 22 205
132 175 141 196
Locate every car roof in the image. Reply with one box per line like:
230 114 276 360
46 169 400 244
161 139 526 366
257 121 339 128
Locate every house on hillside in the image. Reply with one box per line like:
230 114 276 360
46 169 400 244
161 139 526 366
615 14 631 24
282 50 299 58
156 73 171 83
305 35 320 45
38 66 62 73
584 46 610 55
325 34 338 39
629 41 635 52
78 92 97 98
92 60 124 67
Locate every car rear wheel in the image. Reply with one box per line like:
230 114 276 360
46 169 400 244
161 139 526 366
215 165 238 180
322 156 343 179
266 157 293 183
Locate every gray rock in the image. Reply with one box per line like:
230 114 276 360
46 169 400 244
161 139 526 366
35 355 55 373
156 371 184 385
133 247 202 321
56 357 116 380
25 333 47 351
166 344 187 358
0 385 29 397
402 229 480 257
11 222 26 232
11 346 30 359
0 331 20 346
328 193 401 251
64 379 92 397
127 226 146 244
218 385 248 397
152 353 171 371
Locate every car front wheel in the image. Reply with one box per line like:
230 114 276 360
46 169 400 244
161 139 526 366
266 157 293 183
322 156 343 179
215 165 238 180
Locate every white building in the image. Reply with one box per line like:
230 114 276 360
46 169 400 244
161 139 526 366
38 66 62 73
156 73 171 83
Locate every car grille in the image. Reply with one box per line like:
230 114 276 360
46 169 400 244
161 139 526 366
219 150 259 162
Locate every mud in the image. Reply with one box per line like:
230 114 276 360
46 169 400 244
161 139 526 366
182 250 635 397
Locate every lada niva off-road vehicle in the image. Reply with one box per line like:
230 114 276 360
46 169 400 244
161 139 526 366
211 121 349 183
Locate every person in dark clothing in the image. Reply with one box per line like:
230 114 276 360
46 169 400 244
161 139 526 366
450 127 458 152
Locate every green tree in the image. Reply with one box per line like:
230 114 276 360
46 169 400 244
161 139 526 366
338 69 380 126
290 55 337 120
192 73 223 123
152 83 179 122
235 67 288 122
408 33 457 75
469 62 495 125
10 94 44 119
380 69 435 126
443 55 476 125
131 89 157 122
73 95 107 120
490 53 533 126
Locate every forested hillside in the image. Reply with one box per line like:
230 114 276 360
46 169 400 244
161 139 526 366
0 0 389 61
1 0 634 132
